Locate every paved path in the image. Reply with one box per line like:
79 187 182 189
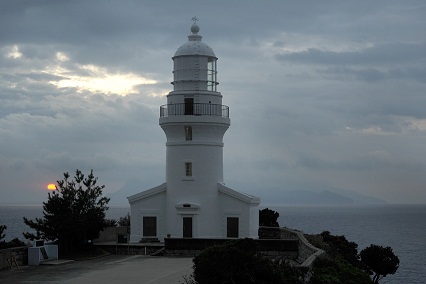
0 255 194 283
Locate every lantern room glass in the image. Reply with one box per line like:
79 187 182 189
207 58 217 91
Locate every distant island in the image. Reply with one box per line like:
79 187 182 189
262 189 386 205
107 179 386 206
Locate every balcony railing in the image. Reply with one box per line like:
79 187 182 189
160 103 229 118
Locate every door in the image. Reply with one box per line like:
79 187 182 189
227 217 239 238
143 216 157 237
184 98 194 115
183 217 193 238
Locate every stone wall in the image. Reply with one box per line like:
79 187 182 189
93 226 129 243
258 226 281 239
97 244 163 255
163 247 299 260
96 226 324 269
258 226 298 240
163 238 299 261
0 246 28 270
293 230 324 268
259 226 324 268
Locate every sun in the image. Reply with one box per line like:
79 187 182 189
47 184 56 191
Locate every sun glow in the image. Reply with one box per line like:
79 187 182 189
46 62 157 96
7 45 23 59
47 184 56 191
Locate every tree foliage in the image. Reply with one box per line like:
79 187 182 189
311 231 400 284
191 238 302 284
360 244 400 284
259 208 280 227
104 218 118 227
320 231 360 267
310 256 373 284
185 230 399 284
103 213 130 227
23 170 110 252
0 225 26 250
310 231 374 284
0 225 6 242
118 213 131 226
0 238 26 250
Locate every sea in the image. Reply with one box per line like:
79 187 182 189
1 204 425 284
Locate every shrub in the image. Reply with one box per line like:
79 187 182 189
192 238 302 284
0 238 27 250
310 256 373 284
118 213 130 226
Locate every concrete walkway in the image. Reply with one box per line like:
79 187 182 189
0 255 194 283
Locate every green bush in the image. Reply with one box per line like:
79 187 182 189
310 256 373 284
192 238 302 284
320 231 360 267
0 238 27 250
118 213 130 226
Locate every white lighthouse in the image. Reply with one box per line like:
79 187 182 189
128 20 260 242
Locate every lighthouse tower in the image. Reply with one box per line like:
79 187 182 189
128 20 260 242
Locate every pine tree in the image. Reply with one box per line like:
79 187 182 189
23 170 110 252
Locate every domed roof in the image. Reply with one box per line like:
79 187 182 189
174 24 216 58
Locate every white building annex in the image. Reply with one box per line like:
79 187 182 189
128 19 260 242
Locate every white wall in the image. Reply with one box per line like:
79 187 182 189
129 189 166 242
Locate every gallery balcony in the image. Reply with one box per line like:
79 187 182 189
160 103 229 118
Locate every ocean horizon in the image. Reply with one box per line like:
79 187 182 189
1 203 425 284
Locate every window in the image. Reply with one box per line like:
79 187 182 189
185 162 192 177
227 217 239 238
207 58 217 91
143 217 157 237
185 126 192 141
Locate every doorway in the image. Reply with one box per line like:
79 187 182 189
184 98 194 115
227 217 239 238
183 217 193 238
143 216 157 237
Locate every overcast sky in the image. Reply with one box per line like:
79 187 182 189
1 0 426 204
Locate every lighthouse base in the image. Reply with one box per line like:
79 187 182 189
128 183 260 242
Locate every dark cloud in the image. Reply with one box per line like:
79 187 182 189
274 43 426 66
1 1 426 203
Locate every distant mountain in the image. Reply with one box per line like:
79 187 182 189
273 190 353 205
328 189 386 205
261 188 386 206
109 180 386 206
107 179 145 205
